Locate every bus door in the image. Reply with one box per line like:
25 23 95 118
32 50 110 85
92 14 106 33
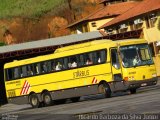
110 48 126 91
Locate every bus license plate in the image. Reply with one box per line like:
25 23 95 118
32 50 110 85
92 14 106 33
141 83 147 86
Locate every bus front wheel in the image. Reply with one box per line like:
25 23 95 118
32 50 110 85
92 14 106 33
43 92 53 106
98 83 111 98
29 93 40 108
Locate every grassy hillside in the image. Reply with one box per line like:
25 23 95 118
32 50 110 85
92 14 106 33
0 0 100 44
0 0 65 18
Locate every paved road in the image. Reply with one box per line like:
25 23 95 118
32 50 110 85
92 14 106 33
0 80 160 120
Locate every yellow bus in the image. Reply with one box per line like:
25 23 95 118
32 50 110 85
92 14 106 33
4 39 158 108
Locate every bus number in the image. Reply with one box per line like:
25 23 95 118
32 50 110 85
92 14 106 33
73 70 90 78
7 90 16 98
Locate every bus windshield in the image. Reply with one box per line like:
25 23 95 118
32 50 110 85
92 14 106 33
120 44 154 68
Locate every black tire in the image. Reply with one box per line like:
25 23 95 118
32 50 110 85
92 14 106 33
29 93 40 108
98 83 111 98
71 97 80 102
130 88 137 94
43 92 53 106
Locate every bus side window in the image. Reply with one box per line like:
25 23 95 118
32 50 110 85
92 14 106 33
93 51 98 64
85 53 93 65
21 66 27 77
41 62 48 73
96 50 106 63
34 63 41 74
13 67 20 79
55 59 63 71
93 50 106 64
27 65 34 76
6 69 13 81
51 60 56 71
69 56 78 68
79 54 84 67
64 57 69 69
48 61 52 72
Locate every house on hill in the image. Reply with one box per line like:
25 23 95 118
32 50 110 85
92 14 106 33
99 0 160 77
67 0 138 34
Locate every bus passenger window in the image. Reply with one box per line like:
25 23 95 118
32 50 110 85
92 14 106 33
41 62 48 73
96 50 106 63
21 66 27 77
56 62 62 70
63 58 68 69
27 65 33 76
34 63 40 74
55 59 63 71
14 68 20 79
19 67 23 77
71 61 77 68
79 54 84 66
47 61 52 72
86 58 93 65
100 50 106 63
6 69 13 81
85 53 93 65
69 56 77 68
51 60 56 71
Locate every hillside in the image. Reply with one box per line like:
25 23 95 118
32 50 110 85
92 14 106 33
0 0 65 18
0 0 100 45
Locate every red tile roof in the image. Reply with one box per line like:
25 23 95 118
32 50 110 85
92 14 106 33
99 0 160 29
68 1 138 28
88 1 138 20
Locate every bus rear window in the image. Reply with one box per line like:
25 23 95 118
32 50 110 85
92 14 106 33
6 69 13 81
6 68 20 81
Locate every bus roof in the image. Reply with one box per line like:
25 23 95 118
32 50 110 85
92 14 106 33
54 39 113 53
116 39 147 46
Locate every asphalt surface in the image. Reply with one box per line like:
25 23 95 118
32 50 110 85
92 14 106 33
0 80 160 120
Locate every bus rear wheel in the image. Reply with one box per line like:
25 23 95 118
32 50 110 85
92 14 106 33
98 83 111 98
29 93 40 108
71 97 80 102
43 92 53 106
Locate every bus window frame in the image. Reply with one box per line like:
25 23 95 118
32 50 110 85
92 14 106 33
4 49 107 81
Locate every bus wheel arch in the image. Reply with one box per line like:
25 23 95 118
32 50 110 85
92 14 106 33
98 80 111 98
28 92 40 108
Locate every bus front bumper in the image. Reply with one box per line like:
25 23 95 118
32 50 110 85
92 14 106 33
127 77 158 89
